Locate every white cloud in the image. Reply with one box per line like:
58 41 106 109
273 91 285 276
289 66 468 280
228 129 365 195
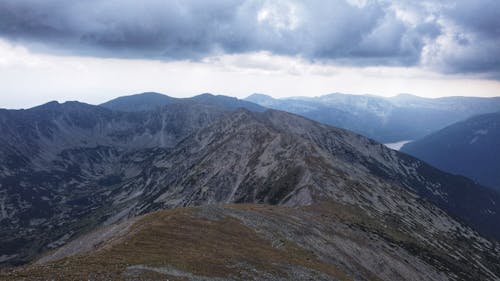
257 1 301 31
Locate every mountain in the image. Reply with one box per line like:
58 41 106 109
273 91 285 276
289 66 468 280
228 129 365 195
0 98 238 265
99 92 177 111
1 95 500 280
246 93 500 143
402 111 500 190
188 93 267 112
101 92 266 112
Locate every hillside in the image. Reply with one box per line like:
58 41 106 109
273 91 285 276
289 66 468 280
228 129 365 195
3 204 499 280
246 93 500 143
402 111 500 190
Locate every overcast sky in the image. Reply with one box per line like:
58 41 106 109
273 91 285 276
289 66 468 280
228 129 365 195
1 0 500 108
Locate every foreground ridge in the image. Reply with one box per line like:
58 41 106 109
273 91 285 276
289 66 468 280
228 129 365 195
1 204 497 281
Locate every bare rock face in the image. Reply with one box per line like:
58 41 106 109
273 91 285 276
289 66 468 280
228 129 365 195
0 95 499 280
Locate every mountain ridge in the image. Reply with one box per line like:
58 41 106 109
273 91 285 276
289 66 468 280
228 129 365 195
1 94 499 280
101 92 266 113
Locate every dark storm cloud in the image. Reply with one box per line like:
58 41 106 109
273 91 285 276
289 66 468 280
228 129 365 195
0 0 248 59
435 0 500 75
0 0 498 76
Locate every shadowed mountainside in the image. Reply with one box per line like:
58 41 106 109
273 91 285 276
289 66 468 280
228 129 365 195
402 111 500 190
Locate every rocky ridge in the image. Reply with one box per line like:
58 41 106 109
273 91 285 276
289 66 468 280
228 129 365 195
0 95 499 280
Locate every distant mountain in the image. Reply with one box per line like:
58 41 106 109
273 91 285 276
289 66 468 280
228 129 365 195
402 111 500 190
101 92 266 112
188 93 267 112
246 93 500 143
99 92 177 111
1 95 500 280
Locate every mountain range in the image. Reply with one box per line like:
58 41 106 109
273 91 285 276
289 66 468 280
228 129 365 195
402 111 500 190
245 93 500 143
0 93 499 280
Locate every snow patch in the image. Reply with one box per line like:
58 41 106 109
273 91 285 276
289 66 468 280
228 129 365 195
384 140 412 151
474 129 488 135
470 129 488 144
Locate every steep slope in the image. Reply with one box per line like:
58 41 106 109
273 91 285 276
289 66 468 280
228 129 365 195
0 100 230 265
0 95 264 265
402 111 500 190
105 109 500 240
1 100 500 280
246 93 500 142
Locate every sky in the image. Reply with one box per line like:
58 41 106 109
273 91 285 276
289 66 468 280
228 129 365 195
1 0 500 109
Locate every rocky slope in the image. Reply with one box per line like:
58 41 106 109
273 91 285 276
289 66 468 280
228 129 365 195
0 95 499 280
0 99 234 265
402 111 500 190
107 109 500 240
3 203 500 280
246 93 500 143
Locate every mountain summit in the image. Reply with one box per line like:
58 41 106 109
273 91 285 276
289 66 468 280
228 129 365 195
100 92 177 112
101 92 266 113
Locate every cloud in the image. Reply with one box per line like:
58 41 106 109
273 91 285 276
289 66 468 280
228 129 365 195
1 37 500 110
422 0 500 76
0 0 498 76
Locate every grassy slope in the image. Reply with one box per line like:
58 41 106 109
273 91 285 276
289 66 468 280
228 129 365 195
1 202 498 280
1 205 351 281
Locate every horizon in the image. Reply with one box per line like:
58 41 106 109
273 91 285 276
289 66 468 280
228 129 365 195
4 91 500 110
1 0 500 109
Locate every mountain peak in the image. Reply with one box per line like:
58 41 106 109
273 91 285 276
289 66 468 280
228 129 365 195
99 92 266 113
245 94 277 106
393 93 419 98
389 93 425 102
100 92 175 112
246 93 273 99
29 100 97 111
193 92 216 98
30 100 60 110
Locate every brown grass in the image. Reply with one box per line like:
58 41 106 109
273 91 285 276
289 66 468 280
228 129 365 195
1 205 352 280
